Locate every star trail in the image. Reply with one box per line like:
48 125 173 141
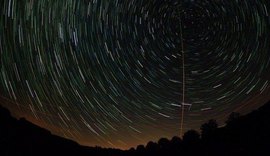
0 0 270 149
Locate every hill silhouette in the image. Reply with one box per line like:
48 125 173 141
1 100 270 156
0 105 125 156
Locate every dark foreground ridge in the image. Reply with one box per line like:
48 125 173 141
1 101 270 156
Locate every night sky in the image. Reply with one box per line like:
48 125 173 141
0 0 270 149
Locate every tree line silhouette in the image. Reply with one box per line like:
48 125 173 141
1 100 270 156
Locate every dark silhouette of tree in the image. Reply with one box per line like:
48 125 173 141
170 136 183 154
183 130 200 144
182 130 201 155
128 147 136 156
145 141 159 156
158 138 170 149
129 147 135 152
226 112 240 125
146 141 158 151
170 136 182 146
136 144 145 154
200 119 218 140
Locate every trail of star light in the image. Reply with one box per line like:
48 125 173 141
178 9 185 137
0 0 270 149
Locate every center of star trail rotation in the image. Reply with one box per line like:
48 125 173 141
0 0 270 149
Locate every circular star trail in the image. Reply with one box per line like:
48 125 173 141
0 0 270 149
